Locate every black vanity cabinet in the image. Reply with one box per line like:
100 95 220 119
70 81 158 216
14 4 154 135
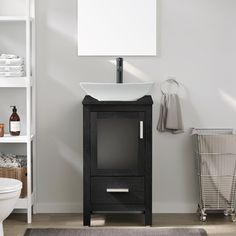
82 95 153 226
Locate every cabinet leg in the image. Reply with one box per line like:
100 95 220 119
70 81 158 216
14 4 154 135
145 211 152 226
83 212 91 226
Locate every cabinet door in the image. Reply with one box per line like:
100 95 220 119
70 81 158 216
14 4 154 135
90 111 145 176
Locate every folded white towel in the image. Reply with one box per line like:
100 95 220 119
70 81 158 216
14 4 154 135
0 66 24 72
157 93 184 134
0 71 25 77
0 54 18 59
0 58 24 66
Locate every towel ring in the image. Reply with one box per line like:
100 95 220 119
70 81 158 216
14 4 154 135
160 78 180 94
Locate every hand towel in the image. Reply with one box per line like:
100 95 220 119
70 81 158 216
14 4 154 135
157 93 184 134
157 93 168 132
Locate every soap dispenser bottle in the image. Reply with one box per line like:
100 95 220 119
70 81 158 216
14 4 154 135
9 106 20 136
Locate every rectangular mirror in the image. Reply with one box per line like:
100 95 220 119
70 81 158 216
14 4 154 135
77 0 157 56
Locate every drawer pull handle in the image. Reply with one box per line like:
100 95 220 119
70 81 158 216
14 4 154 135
140 121 143 139
106 188 129 193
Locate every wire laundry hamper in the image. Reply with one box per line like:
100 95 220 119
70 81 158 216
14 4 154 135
192 128 236 222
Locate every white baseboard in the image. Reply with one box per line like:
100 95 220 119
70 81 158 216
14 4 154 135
153 202 197 213
34 201 196 214
35 202 83 213
13 209 27 213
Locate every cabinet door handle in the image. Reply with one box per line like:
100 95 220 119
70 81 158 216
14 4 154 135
106 188 129 193
140 121 143 139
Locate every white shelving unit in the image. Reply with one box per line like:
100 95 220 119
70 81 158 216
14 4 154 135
0 16 32 21
0 134 35 143
0 77 32 88
0 0 36 224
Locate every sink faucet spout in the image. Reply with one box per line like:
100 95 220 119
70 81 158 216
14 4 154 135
116 57 123 83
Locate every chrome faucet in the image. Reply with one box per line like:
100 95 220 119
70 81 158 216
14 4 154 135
116 57 123 83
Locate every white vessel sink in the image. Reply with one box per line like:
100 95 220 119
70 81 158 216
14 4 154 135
80 82 154 101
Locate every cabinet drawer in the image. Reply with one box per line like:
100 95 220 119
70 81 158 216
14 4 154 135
91 177 144 204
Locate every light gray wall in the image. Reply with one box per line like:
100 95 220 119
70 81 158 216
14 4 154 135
35 0 236 213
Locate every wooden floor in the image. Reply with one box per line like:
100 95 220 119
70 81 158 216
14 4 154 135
4 213 236 236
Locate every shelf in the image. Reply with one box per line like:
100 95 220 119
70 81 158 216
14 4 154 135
0 134 35 143
0 16 32 22
15 192 34 209
1 0 36 224
0 77 31 88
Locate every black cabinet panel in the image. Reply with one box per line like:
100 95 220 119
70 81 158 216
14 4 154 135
83 95 153 226
91 111 145 176
92 204 145 212
97 118 139 170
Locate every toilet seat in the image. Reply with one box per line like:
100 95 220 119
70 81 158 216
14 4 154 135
0 178 22 194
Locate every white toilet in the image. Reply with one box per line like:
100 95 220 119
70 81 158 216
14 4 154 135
0 178 22 236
